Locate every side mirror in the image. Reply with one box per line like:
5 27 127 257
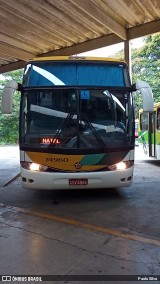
133 81 154 112
1 80 19 114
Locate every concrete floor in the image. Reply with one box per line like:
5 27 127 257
0 145 160 284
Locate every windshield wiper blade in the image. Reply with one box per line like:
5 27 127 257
48 113 74 148
82 113 107 150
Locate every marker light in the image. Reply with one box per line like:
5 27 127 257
29 163 41 171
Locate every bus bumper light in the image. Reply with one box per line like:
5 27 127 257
22 177 27 182
127 176 133 181
120 176 133 182
21 177 34 183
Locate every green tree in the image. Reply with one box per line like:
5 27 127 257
111 34 160 118
0 69 23 144
132 33 160 117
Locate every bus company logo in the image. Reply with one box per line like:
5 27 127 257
74 162 82 170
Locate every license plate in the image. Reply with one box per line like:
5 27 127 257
69 179 88 186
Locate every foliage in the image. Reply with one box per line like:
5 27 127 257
112 34 160 118
0 69 23 144
132 34 160 117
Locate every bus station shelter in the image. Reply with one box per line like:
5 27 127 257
1 1 160 281
0 0 160 75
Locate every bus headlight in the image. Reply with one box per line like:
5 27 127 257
21 162 48 172
108 161 134 171
29 163 41 171
116 162 126 170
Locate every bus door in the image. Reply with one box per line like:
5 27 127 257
148 112 155 157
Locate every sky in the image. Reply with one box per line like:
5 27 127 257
78 37 145 57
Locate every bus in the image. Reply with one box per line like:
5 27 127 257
1 56 154 189
138 103 160 159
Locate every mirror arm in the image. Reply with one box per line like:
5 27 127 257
18 83 22 91
131 83 137 92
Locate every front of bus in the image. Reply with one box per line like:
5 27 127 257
20 56 135 189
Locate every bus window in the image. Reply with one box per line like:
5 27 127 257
138 104 160 159
157 108 160 130
140 113 148 130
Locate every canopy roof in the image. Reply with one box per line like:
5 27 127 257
0 0 160 73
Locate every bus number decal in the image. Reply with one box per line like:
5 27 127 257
46 157 68 163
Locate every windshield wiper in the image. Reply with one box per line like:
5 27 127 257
48 113 74 148
82 113 107 150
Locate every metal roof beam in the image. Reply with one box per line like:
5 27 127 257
68 0 127 40
0 43 34 61
127 19 160 39
0 60 25 74
42 34 123 57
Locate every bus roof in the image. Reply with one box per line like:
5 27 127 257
28 55 125 64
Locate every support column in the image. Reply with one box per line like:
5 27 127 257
124 40 132 82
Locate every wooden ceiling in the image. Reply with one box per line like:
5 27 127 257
0 0 160 74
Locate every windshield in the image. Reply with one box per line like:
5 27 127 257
23 61 130 87
20 88 134 152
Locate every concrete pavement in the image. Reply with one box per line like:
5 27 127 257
0 145 160 283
